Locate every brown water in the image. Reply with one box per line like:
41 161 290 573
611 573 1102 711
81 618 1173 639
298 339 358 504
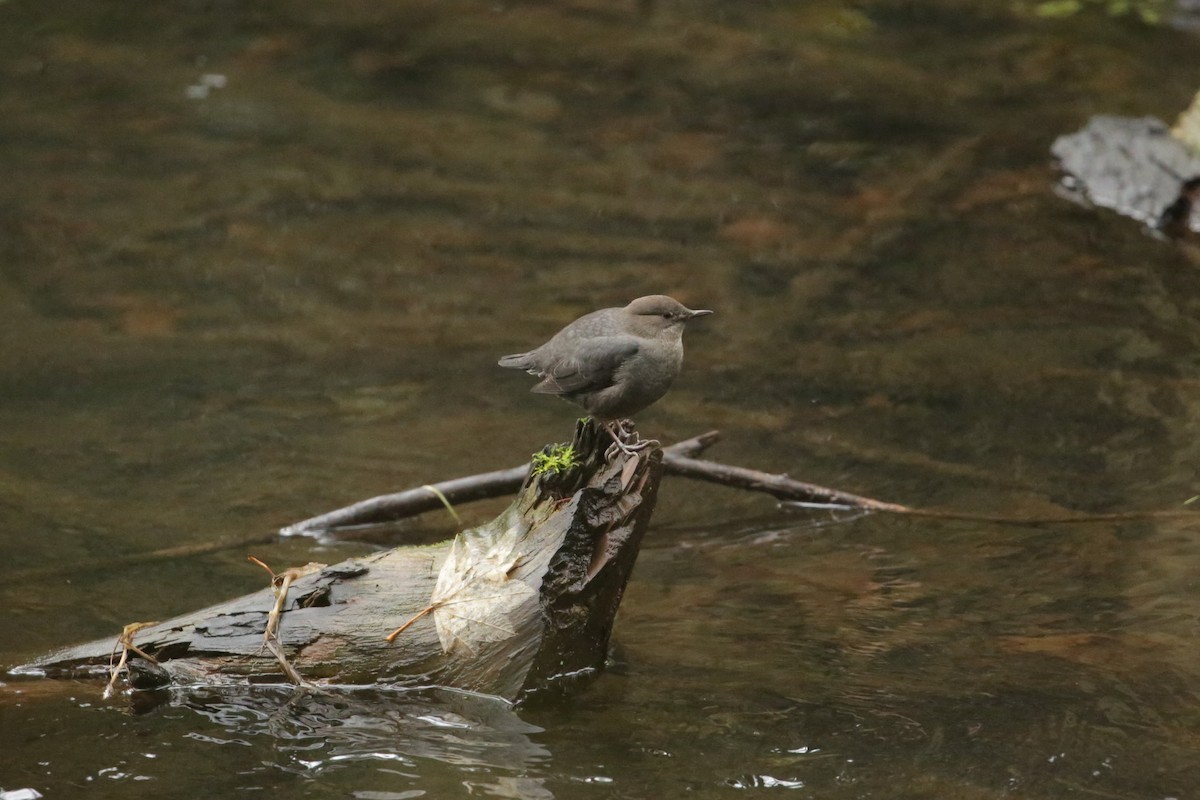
4 0 1200 797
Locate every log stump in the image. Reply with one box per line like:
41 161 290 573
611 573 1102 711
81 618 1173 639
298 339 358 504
14 421 663 704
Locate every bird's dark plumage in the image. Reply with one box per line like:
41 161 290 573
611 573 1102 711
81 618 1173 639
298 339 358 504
498 295 711 421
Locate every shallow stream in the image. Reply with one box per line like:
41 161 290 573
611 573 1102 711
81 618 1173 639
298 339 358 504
3 1 1200 797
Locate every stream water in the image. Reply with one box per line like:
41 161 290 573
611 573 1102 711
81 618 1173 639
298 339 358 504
3 0 1200 797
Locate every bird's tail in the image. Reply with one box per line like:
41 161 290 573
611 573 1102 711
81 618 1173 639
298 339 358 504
497 352 532 369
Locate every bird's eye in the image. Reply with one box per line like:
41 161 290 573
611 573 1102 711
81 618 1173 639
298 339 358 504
661 312 672 320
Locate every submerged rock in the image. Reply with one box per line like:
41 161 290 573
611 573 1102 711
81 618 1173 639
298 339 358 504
1052 114 1200 236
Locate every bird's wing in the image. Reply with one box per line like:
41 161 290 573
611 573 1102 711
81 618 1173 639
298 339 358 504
529 336 639 396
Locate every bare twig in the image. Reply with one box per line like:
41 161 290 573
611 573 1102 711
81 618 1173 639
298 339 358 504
263 637 305 685
661 452 910 511
280 429 725 537
104 621 159 699
385 604 436 644
853 505 1200 527
279 465 530 538
661 453 1200 526
246 556 325 684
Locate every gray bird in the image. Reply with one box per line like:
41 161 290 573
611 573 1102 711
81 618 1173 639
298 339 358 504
498 295 712 451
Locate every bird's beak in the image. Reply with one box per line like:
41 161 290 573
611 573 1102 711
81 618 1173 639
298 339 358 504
686 309 714 319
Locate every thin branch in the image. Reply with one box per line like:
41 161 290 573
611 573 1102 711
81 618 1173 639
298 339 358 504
855 505 1200 527
103 621 159 699
279 465 529 538
661 452 910 512
661 454 1200 527
279 429 725 537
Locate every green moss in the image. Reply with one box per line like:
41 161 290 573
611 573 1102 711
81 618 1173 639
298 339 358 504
531 443 580 476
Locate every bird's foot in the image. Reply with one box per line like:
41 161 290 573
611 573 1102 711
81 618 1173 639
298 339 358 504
605 439 651 459
602 419 659 460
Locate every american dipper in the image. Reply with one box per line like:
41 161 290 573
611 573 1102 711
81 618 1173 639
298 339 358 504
498 295 712 452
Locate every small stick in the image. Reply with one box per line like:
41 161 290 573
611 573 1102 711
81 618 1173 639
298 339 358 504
663 453 1200 526
103 621 159 699
263 637 305 685
662 452 909 511
279 465 531 537
384 604 437 644
246 556 324 683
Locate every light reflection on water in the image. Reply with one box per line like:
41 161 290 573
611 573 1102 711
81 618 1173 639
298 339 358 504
178 686 548 785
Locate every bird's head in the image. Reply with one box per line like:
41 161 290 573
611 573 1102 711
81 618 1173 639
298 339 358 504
624 295 713 335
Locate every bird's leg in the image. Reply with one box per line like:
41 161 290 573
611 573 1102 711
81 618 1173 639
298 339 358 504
602 419 659 459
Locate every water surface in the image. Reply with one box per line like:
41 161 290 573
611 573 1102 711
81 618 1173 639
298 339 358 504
3 1 1200 797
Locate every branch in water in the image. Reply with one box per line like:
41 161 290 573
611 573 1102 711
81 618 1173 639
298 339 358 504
279 430 726 537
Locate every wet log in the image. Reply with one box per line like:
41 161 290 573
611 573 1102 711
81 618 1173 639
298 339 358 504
13 420 662 704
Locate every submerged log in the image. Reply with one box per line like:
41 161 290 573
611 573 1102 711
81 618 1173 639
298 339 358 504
14 420 662 703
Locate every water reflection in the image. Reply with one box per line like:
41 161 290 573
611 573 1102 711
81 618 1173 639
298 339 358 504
582 511 1200 797
165 686 550 796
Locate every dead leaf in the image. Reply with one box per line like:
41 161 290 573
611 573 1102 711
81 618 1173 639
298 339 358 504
430 522 538 656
